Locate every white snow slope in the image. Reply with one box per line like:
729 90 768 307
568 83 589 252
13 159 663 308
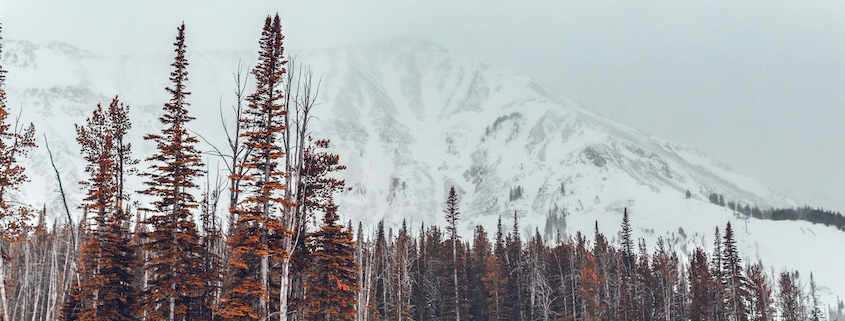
2 37 842 304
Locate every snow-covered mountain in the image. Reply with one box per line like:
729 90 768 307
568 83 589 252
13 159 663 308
2 37 842 302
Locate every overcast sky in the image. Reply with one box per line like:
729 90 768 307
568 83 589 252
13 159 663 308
2 0 843 211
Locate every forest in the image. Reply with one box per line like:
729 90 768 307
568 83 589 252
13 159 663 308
707 193 845 231
0 15 841 321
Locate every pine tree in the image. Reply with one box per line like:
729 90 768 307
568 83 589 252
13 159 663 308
484 216 510 320
468 225 490 320
745 263 773 321
371 220 392 319
391 221 413 320
777 272 800 321
304 203 358 320
721 222 748 321
504 210 527 320
620 207 634 263
579 252 606 321
481 254 507 320
138 23 207 321
688 247 715 321
711 227 727 320
444 186 462 321
74 97 140 320
301 139 359 320
809 273 823 321
219 14 290 320
0 23 37 321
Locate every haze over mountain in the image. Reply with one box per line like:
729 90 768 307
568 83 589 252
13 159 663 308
2 37 843 302
4 0 843 214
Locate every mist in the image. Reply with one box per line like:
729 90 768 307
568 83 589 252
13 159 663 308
2 0 843 211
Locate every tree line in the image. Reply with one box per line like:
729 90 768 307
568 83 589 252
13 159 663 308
0 15 840 321
708 193 844 231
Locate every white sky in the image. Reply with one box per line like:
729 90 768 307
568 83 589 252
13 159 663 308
1 0 843 212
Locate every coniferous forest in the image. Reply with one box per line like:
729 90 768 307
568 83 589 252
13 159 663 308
0 15 841 321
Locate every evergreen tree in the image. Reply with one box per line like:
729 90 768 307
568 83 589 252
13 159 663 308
745 263 773 321
0 23 37 321
809 273 823 321
305 199 358 320
620 207 634 265
689 247 715 321
721 222 748 321
505 210 526 320
777 272 800 321
391 221 413 320
484 216 510 320
302 139 359 320
579 252 605 321
711 227 727 320
138 23 207 321
75 97 140 320
444 186 462 321
219 14 290 320
467 225 490 320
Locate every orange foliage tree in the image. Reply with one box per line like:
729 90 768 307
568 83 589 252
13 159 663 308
302 139 358 320
219 14 290 320
73 97 139 320
138 23 208 320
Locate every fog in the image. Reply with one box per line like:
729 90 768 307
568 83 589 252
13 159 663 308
2 0 843 211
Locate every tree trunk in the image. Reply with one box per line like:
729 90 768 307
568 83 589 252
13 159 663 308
279 253 291 321
0 242 9 321
452 237 460 321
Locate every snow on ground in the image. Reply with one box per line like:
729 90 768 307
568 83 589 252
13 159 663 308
2 36 841 304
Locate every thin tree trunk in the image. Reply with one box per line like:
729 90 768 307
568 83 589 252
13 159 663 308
452 237 460 321
0 242 8 321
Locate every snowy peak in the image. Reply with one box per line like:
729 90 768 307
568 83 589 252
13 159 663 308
297 38 794 229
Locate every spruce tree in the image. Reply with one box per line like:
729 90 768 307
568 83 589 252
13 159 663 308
138 23 207 321
219 14 289 320
579 252 605 321
777 272 800 321
745 263 773 321
688 247 714 320
809 273 823 321
75 97 139 320
721 222 747 321
620 207 634 265
444 186 462 321
302 139 359 320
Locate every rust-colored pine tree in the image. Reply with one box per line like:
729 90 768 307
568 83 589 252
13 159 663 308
688 247 715 321
73 97 140 320
579 252 606 321
138 23 207 321
0 23 37 321
481 252 508 320
302 139 358 320
219 14 290 320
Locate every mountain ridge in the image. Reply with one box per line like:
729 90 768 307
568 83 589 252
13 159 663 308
4 36 843 301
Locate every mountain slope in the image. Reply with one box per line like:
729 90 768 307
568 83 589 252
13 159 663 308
3 37 841 301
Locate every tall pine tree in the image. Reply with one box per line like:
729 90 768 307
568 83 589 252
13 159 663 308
74 97 140 320
220 14 290 320
721 222 748 321
444 186 462 321
138 23 207 321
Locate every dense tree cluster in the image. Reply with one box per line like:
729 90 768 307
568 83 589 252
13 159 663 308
708 192 844 231
0 17 842 321
352 210 839 321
